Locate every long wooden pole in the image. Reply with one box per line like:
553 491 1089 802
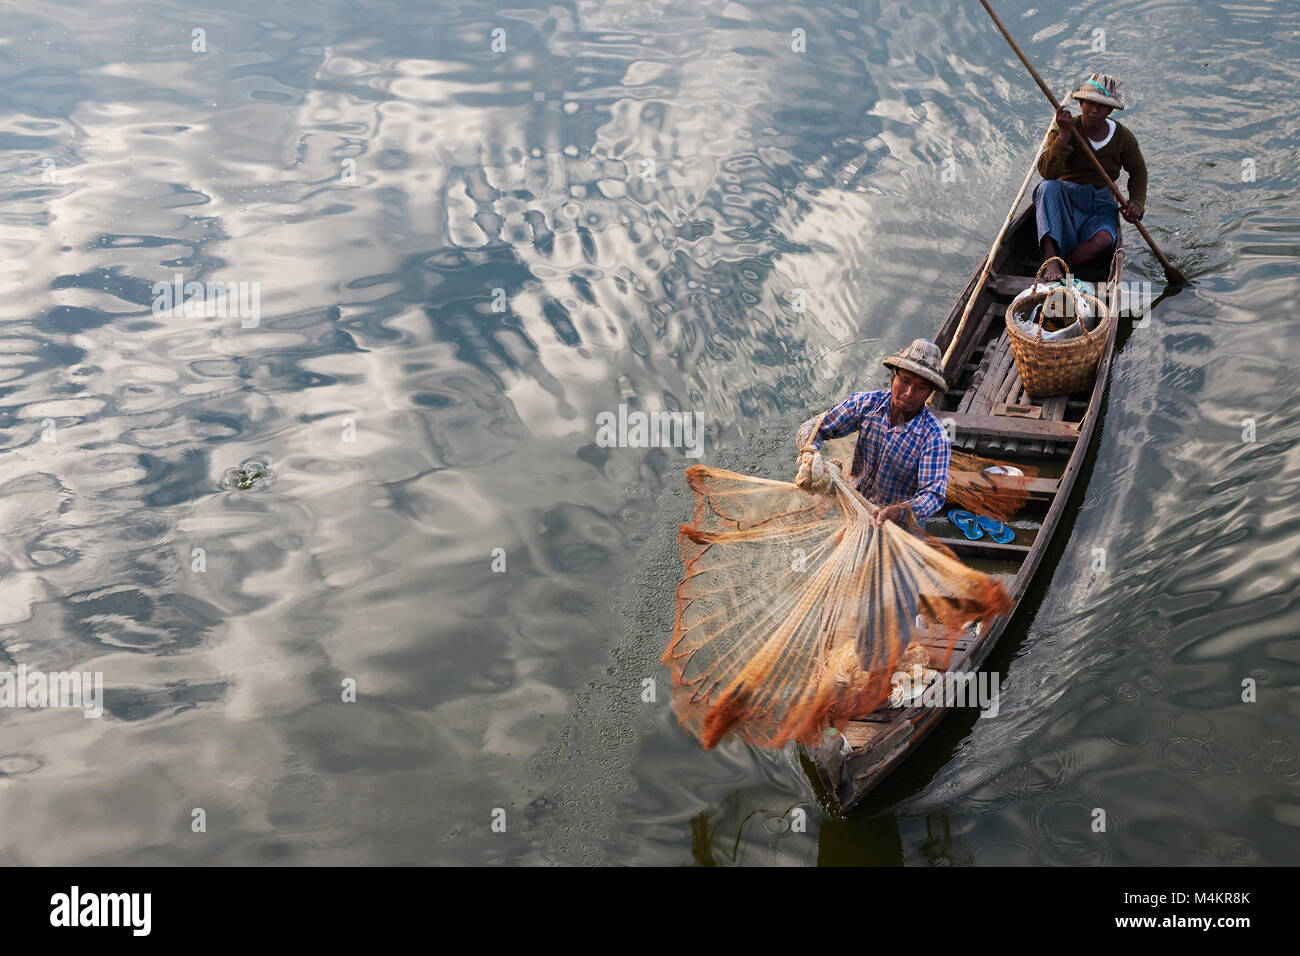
978 0 1189 285
939 123 1053 377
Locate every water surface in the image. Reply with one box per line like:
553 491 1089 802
0 0 1296 865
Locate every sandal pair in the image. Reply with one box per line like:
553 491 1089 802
947 509 1015 544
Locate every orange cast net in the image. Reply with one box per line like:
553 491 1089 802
662 425 1014 750
947 450 1038 522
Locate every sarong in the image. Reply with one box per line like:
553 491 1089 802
1033 179 1119 259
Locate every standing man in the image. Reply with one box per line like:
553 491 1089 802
796 339 950 529
1034 73 1147 280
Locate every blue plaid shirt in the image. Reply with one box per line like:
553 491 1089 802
798 390 950 523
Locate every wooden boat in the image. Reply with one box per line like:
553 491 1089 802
808 202 1124 813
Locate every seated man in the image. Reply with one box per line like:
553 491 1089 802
1034 73 1147 280
797 339 950 529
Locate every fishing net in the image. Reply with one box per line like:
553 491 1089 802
663 417 1014 750
946 450 1039 522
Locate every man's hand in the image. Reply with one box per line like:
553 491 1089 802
872 504 908 527
1054 106 1072 130
1121 200 1144 222
795 449 832 494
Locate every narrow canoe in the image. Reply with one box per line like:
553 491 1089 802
808 202 1124 813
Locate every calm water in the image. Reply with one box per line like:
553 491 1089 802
1 0 1296 865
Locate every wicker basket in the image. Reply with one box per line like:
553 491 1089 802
1005 257 1110 398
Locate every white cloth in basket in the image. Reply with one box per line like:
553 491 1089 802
1012 279 1100 341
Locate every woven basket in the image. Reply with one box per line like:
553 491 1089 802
1005 257 1110 398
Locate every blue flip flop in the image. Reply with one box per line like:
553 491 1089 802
947 510 983 540
975 514 1016 544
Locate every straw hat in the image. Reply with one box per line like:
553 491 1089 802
882 339 946 391
1069 73 1125 110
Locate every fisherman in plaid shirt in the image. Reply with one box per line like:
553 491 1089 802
796 339 950 528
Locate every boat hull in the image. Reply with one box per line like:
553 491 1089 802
809 204 1125 812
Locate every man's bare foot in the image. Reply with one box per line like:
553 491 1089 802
1039 260 1065 283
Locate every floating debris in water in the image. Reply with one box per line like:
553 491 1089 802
220 458 273 492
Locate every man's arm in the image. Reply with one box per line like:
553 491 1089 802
1037 112 1075 180
796 391 876 449
899 432 951 524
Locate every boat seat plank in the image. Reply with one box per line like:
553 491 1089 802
944 476 1059 500
1022 476 1061 497
943 411 1081 442
931 536 1033 560
841 721 887 747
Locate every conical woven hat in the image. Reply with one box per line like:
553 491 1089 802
882 339 946 391
1069 73 1125 110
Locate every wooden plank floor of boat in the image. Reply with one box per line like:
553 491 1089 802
945 321 1086 458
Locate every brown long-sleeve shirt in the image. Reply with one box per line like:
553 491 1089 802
1037 116 1148 207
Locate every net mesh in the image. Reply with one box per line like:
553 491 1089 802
663 421 1014 750
946 450 1039 522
